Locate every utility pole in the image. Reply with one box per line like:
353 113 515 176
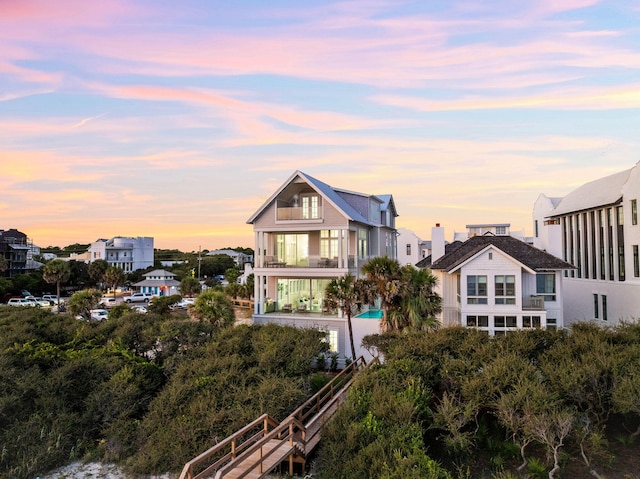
197 245 202 280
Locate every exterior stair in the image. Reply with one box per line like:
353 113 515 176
178 356 375 479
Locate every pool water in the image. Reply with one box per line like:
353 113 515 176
356 309 383 319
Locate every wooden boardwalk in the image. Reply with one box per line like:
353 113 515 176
178 357 373 479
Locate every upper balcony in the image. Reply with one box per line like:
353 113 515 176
262 255 356 269
276 206 323 221
275 198 323 221
522 295 545 311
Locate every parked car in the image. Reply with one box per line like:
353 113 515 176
173 297 196 310
131 305 147 314
25 296 52 308
124 292 153 303
7 298 37 307
90 309 109 321
99 297 117 307
42 294 63 304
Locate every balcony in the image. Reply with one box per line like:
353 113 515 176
522 295 545 311
262 255 356 269
276 206 322 221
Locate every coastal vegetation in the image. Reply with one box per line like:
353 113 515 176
314 323 640 479
0 307 327 478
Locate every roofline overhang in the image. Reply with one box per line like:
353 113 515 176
547 197 623 219
247 170 358 224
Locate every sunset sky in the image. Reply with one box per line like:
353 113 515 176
2 0 639 252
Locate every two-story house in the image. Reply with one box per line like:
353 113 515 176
247 171 398 358
418 225 574 335
132 269 181 296
533 161 640 325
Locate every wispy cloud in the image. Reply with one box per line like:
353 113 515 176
1 0 639 249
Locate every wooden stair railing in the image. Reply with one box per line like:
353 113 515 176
178 414 280 479
178 356 374 479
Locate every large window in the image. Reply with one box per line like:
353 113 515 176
602 294 608 321
494 316 517 328
617 206 625 282
277 278 330 312
320 230 339 259
495 275 516 304
358 229 368 259
325 329 339 352
632 199 638 226
466 315 488 327
536 273 556 301
301 194 319 219
593 293 599 319
467 275 487 304
275 234 308 266
634 245 639 278
523 316 541 328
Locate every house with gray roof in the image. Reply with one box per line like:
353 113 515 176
418 225 574 335
247 170 398 360
133 269 180 296
533 161 640 325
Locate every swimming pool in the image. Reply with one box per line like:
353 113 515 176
356 309 383 319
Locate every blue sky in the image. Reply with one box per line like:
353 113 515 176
1 0 639 250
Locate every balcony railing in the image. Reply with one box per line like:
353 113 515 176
262 255 357 269
276 206 322 221
522 295 545 311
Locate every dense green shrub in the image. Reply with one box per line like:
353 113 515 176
0 308 328 478
316 324 640 479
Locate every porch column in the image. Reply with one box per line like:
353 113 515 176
256 231 263 268
340 228 348 268
254 274 262 314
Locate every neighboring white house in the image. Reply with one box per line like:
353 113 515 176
533 161 640 325
396 227 431 266
418 225 574 335
206 249 253 267
246 170 399 361
133 269 180 296
453 223 530 243
88 236 154 273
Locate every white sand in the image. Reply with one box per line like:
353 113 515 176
39 462 176 479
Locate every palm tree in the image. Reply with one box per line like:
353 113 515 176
88 259 108 289
324 273 368 360
361 256 402 332
192 290 235 327
42 259 71 309
397 265 442 330
103 266 125 299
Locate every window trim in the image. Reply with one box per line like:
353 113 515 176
494 275 516 305
466 275 488 305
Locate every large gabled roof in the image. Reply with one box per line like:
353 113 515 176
246 170 393 225
415 241 463 269
549 168 632 217
423 235 574 272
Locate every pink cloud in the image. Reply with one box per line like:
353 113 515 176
1 0 631 93
373 82 640 112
